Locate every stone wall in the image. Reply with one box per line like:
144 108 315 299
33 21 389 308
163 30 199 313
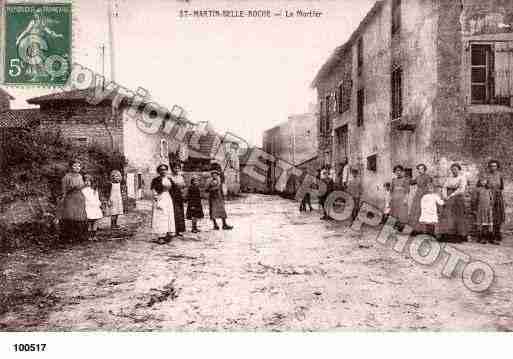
39 103 123 152
315 0 440 206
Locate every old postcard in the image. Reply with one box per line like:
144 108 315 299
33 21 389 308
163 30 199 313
0 0 512 356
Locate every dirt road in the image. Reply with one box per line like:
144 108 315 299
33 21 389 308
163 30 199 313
1 194 512 330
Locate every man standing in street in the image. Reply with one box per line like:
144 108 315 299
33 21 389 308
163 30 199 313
319 166 335 220
337 158 349 190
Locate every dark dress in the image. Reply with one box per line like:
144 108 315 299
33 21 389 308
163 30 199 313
409 174 433 231
208 179 227 219
186 184 204 219
60 172 87 242
346 176 362 221
483 171 505 241
170 174 186 233
390 177 411 224
319 177 335 208
438 175 468 242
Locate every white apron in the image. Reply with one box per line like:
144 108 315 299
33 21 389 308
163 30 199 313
152 191 175 236
81 187 103 220
109 182 124 215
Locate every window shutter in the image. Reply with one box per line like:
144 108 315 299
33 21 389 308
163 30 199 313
494 42 510 98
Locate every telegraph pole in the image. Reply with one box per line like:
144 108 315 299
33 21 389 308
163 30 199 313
108 0 118 83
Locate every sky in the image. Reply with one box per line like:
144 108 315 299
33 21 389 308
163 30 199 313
4 0 375 146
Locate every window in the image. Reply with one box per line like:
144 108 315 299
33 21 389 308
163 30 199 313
391 67 403 120
357 37 364 75
160 139 169 159
338 78 352 114
357 89 365 127
391 0 401 35
325 95 331 134
137 173 143 189
319 100 324 134
470 44 494 104
367 154 377 172
335 125 348 160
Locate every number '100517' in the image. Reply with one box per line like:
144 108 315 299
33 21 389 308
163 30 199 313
13 344 46 352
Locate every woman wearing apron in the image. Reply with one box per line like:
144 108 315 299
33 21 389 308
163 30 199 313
60 159 87 242
482 160 505 245
409 164 433 233
150 164 175 244
439 163 468 243
390 165 411 228
169 162 186 236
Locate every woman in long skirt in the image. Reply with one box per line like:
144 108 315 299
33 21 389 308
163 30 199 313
409 163 433 233
60 159 88 242
186 175 204 233
208 171 233 230
151 164 175 244
482 160 505 244
169 162 186 236
390 165 411 227
438 163 468 242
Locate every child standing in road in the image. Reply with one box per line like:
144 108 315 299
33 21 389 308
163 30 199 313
186 176 204 233
418 182 444 237
299 191 313 212
473 178 494 243
105 170 124 230
82 174 103 241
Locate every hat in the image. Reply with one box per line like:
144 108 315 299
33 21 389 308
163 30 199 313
156 164 169 172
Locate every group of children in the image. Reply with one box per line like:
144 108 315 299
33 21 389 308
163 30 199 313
59 159 125 243
80 170 124 241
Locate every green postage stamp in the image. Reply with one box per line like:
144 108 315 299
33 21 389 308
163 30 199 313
4 3 71 86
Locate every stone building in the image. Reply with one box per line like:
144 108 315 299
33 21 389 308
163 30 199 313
262 107 318 193
239 147 269 194
26 88 240 200
312 0 513 205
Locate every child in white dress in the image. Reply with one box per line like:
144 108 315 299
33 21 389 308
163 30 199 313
82 175 103 241
419 182 444 237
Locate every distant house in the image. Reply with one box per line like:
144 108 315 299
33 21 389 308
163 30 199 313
178 124 240 195
239 147 268 193
262 107 318 193
26 88 240 201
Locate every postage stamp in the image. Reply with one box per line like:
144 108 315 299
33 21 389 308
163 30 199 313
3 3 71 86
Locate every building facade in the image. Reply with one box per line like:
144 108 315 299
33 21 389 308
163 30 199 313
312 0 513 205
239 147 269 194
262 109 318 193
27 88 240 201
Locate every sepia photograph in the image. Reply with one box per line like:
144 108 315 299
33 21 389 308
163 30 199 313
0 0 512 356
